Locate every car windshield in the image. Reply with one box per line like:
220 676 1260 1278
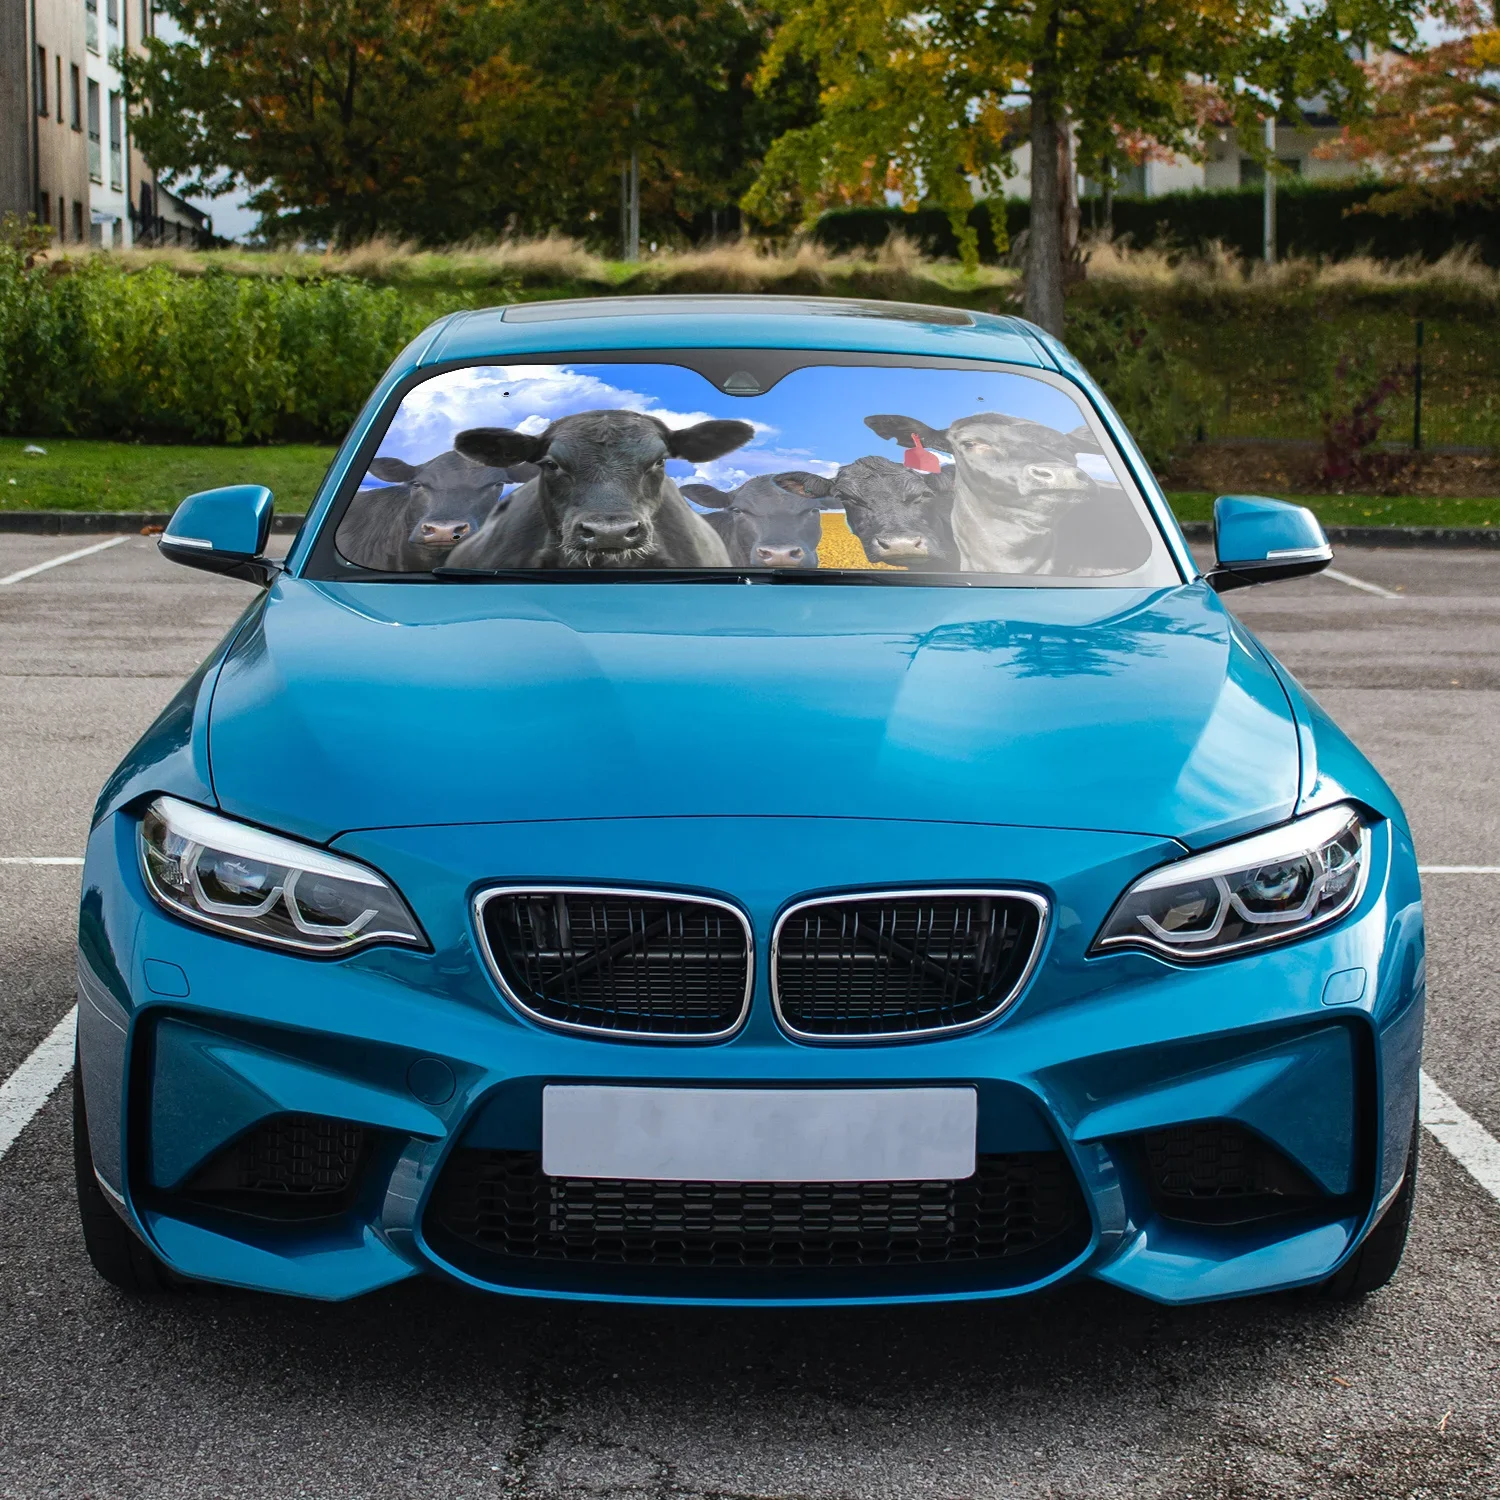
325 358 1178 586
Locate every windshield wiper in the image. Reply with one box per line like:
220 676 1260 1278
427 566 947 586
430 566 755 583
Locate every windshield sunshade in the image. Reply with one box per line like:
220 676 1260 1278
327 360 1176 586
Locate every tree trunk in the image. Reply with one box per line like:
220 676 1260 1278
1058 117 1079 271
1024 77 1065 336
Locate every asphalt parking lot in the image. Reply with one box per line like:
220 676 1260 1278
1 533 1498 1499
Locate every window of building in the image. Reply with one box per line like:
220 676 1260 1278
56 56 63 122
35 47 48 115
87 79 101 183
140 0 150 36
73 200 84 241
85 0 99 52
40 192 51 229
108 93 123 190
106 0 118 29
70 65 81 130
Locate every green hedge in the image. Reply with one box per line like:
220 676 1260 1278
813 184 1500 266
0 251 471 444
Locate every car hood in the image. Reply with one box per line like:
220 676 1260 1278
206 578 1299 847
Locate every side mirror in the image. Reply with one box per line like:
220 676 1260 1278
159 485 281 586
1206 494 1332 594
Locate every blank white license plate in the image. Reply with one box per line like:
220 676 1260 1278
542 1085 977 1183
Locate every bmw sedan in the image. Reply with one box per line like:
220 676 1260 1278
74 294 1423 1307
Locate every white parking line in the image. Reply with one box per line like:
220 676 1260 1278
0 1007 76 1161
1419 865 1500 875
1324 568 1403 600
0 535 130 587
1421 1071 1500 1204
0 857 84 866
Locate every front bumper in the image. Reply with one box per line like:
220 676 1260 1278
76 810 1425 1306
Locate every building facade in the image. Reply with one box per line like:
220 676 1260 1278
2 0 209 246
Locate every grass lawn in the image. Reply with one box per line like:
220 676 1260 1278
2 440 1497 528
1165 491 1497 528
0 438 337 513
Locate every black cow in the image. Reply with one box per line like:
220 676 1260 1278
447 409 753 570
864 413 1148 576
679 472 827 568
806 456 957 570
336 449 521 573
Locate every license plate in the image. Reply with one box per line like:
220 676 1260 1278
541 1085 977 1183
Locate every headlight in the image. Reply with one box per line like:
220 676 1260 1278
1092 804 1370 962
139 796 427 955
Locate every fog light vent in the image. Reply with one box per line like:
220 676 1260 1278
1142 1121 1323 1225
186 1114 368 1217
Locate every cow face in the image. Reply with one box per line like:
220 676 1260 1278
680 472 826 568
864 412 1097 520
454 410 754 566
828 456 956 566
367 449 516 559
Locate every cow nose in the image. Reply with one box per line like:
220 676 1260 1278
576 516 646 549
754 545 805 566
1023 464 1065 487
873 534 929 558
420 520 471 545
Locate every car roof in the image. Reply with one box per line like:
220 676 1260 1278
413 295 1055 372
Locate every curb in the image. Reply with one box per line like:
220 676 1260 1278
1 511 1496 549
0 511 306 535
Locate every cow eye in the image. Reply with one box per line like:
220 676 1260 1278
537 457 560 473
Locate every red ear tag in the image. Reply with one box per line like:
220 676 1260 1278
904 433 942 473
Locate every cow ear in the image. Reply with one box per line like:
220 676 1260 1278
665 419 755 462
864 414 952 452
454 427 548 468
774 472 835 498
679 484 731 508
367 456 419 483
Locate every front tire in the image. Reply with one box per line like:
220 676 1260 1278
73 1058 178 1293
1321 1114 1419 1300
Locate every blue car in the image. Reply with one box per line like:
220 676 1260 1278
74 296 1424 1307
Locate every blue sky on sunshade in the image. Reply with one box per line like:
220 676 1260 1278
367 362 1122 493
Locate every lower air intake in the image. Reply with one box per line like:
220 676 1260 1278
772 891 1046 1038
1142 1120 1323 1224
186 1114 368 1215
427 1150 1084 1269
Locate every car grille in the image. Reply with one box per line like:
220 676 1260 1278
478 888 752 1038
185 1114 368 1215
426 1149 1083 1269
772 892 1046 1038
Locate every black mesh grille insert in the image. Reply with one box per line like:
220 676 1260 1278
480 890 750 1036
1142 1120 1323 1224
427 1150 1083 1269
185 1114 368 1214
773 894 1044 1037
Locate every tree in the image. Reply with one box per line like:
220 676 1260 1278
124 0 816 245
124 0 519 243
1339 1 1500 213
745 0 1426 335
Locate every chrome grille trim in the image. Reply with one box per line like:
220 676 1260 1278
770 887 1050 1043
472 885 754 1043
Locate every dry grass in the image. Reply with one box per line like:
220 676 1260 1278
41 231 1017 301
36 231 1499 315
1083 236 1500 303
